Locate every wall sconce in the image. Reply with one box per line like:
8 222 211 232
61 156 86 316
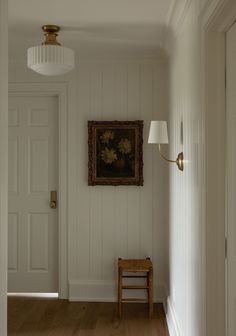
148 121 184 171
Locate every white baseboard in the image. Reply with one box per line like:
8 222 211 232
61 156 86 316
166 297 182 336
68 280 167 303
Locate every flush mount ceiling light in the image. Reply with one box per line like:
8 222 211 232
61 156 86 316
27 25 75 76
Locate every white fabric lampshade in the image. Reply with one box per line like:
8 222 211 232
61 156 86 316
27 45 75 76
148 121 169 144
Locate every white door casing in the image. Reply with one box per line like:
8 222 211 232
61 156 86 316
203 2 236 335
8 95 59 293
0 0 8 334
8 83 68 299
226 21 236 336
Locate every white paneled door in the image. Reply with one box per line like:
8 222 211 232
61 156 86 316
8 95 58 293
226 22 236 336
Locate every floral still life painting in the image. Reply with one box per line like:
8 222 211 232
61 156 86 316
88 121 143 186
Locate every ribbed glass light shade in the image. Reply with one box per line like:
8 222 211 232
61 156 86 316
27 45 75 76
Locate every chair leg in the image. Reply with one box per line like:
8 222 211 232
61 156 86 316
147 271 149 311
118 267 122 318
148 268 153 318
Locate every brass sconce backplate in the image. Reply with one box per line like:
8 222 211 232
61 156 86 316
176 152 184 171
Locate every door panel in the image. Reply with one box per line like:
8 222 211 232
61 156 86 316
226 22 236 336
8 213 18 271
8 95 58 293
8 137 19 195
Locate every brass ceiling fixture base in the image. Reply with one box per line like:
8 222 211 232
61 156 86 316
176 152 184 171
41 25 61 46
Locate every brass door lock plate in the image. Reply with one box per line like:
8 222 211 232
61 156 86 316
50 190 57 209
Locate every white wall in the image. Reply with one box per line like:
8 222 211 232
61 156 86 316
9 59 169 302
166 0 230 336
205 31 226 336
166 1 204 336
0 0 8 335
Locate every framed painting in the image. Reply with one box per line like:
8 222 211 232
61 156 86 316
88 120 143 186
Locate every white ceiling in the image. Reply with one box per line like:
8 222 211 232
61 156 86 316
9 0 175 59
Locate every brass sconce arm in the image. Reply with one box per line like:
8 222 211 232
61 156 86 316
158 144 184 171
158 144 176 163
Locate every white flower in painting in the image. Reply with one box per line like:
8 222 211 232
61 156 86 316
101 148 117 164
100 130 114 144
118 138 132 154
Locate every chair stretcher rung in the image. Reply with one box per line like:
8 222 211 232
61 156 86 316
122 275 147 278
122 285 148 289
122 298 147 302
121 269 151 272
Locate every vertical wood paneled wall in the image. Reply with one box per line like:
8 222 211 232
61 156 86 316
9 59 169 302
166 1 204 335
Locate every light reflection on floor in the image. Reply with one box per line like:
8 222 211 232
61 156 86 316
7 292 59 298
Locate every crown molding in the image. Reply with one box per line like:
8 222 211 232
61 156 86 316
166 0 193 35
200 0 236 32
162 0 193 55
163 0 236 55
9 52 168 64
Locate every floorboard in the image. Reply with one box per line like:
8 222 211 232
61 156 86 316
8 297 169 336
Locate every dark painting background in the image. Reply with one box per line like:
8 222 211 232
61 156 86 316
96 128 136 178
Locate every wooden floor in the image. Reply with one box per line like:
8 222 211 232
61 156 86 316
8 297 169 336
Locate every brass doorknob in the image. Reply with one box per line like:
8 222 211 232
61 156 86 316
50 191 57 209
50 201 57 209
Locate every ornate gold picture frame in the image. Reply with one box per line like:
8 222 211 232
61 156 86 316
88 120 143 186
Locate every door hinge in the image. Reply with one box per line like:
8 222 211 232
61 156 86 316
225 237 228 259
